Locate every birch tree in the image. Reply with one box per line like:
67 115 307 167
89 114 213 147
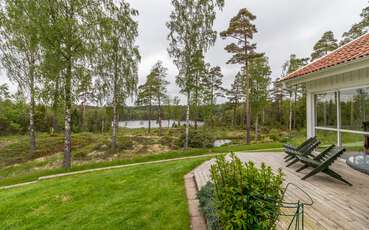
0 0 42 154
97 0 140 151
167 0 224 148
38 0 102 168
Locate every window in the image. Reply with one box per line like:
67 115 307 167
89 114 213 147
315 92 337 128
313 86 369 147
340 87 369 131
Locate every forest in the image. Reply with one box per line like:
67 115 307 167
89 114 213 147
0 0 368 172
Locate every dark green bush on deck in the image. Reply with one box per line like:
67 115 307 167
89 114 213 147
210 154 284 230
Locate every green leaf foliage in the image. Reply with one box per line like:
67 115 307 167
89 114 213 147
197 182 220 230
210 153 284 230
177 129 215 148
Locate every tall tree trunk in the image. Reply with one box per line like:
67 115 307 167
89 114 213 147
185 91 190 149
293 86 297 129
148 101 152 134
194 75 198 129
29 65 36 155
232 103 237 127
245 92 251 144
289 91 293 132
112 98 118 151
101 119 104 133
63 57 72 169
158 95 162 135
254 113 259 143
350 101 354 127
244 35 251 144
51 77 60 135
262 108 265 125
111 47 119 152
323 102 327 127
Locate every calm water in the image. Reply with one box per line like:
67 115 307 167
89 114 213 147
118 120 204 129
213 139 232 147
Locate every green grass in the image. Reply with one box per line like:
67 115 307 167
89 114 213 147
0 158 208 229
0 142 282 187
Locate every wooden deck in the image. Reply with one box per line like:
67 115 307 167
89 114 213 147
193 152 369 230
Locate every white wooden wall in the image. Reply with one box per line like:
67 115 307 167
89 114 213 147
304 67 369 141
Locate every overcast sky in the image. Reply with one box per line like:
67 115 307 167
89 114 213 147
0 0 367 103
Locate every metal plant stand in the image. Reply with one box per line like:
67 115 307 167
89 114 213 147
279 183 314 230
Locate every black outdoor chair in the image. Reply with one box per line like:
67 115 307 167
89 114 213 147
283 137 316 157
285 139 320 167
296 146 352 186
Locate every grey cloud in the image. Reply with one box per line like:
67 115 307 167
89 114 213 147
0 0 367 104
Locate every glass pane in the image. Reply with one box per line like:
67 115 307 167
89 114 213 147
342 132 364 152
315 92 337 128
340 87 369 131
316 129 337 147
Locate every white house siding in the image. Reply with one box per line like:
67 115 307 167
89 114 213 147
306 67 369 93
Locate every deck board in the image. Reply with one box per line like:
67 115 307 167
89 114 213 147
192 152 369 230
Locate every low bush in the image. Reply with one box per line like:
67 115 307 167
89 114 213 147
209 153 284 230
197 182 220 230
177 130 215 148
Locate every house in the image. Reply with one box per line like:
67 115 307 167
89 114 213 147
280 33 369 150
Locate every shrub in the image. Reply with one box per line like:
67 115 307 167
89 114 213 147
210 153 284 230
197 182 220 230
177 130 215 148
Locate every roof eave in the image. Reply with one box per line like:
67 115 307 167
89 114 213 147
281 55 369 88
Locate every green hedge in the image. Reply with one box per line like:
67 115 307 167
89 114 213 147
208 153 284 230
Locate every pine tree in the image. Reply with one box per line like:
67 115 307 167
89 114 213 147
249 54 271 142
227 72 244 127
220 8 260 144
282 54 308 131
202 64 224 127
311 31 338 61
341 5 369 45
136 72 156 133
136 61 168 134
151 61 169 135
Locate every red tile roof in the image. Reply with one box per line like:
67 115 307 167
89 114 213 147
281 33 369 81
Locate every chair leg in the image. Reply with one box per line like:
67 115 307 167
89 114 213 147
296 165 309 172
286 159 299 167
285 156 295 162
324 169 352 186
301 167 322 180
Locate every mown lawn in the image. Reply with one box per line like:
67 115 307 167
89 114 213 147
0 142 282 187
0 158 208 230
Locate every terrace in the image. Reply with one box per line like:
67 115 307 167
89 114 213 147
192 152 369 230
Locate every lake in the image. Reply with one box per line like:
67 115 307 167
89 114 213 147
118 120 204 129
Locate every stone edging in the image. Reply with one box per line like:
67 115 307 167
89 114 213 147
184 172 207 230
